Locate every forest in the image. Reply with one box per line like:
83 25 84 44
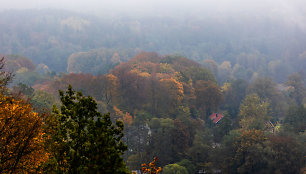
0 9 305 174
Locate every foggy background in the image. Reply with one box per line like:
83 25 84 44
1 0 305 77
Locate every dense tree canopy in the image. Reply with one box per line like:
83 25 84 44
0 45 305 173
27 52 305 173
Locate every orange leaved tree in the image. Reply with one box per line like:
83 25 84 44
0 94 49 173
139 157 162 174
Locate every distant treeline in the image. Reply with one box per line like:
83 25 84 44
0 9 305 83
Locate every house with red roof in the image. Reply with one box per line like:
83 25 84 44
209 113 224 124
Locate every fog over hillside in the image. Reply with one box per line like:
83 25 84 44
0 0 305 79
0 1 305 173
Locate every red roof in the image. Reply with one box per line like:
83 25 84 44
209 113 217 120
209 113 224 124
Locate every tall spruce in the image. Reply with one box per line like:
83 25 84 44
49 85 128 173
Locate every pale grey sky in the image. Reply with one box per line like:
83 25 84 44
1 0 305 21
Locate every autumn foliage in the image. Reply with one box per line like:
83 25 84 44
140 157 162 174
0 94 48 173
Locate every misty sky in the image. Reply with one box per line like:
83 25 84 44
1 0 305 16
1 0 306 28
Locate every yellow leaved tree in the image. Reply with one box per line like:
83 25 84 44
0 94 49 173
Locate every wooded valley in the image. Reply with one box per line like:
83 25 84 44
0 9 305 173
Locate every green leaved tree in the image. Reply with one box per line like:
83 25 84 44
47 85 129 173
238 94 270 130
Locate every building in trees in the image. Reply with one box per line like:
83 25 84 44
209 113 224 124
